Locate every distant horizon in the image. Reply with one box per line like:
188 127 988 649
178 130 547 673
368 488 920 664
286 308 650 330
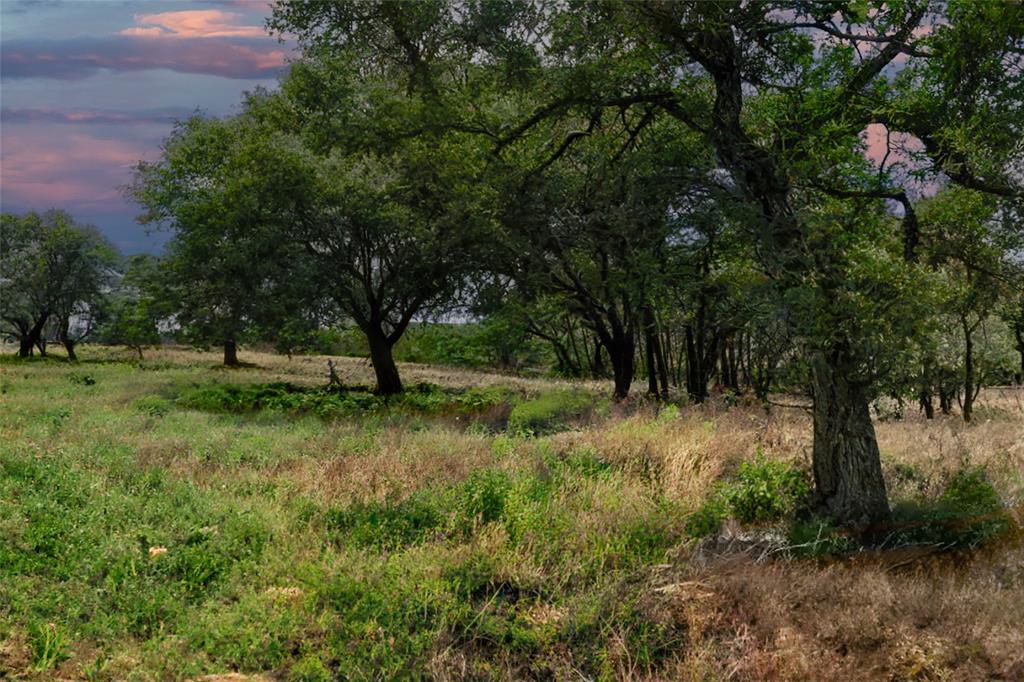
0 0 294 254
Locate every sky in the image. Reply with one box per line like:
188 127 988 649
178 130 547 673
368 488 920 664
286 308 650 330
1 0 294 253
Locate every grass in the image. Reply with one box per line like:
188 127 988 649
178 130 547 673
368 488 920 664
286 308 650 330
1 344 1022 680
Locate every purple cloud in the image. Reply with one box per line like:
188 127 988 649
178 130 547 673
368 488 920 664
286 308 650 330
1 35 290 81
1 107 195 125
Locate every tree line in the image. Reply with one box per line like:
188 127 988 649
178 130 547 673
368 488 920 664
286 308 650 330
3 0 1022 531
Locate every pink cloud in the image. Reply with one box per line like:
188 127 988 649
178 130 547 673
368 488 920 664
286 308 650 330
226 0 275 9
119 27 168 38
1 124 152 208
119 10 266 39
2 35 289 80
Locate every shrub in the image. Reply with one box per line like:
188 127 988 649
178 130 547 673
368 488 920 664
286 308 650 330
507 389 596 435
686 455 811 537
889 467 1014 549
684 496 730 538
725 456 811 524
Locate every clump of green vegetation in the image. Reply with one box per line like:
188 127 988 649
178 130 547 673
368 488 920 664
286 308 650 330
325 469 518 550
133 395 173 416
507 389 597 435
325 494 445 550
175 381 515 420
67 372 95 386
176 382 372 416
888 467 1016 549
27 621 67 671
686 455 811 537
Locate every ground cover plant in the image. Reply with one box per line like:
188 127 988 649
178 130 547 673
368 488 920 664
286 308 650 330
1 346 1022 680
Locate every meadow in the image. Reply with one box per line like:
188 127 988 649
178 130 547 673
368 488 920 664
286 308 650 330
1 346 1022 680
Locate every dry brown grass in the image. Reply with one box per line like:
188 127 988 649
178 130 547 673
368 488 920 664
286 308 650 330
551 404 813 509
290 426 496 505
637 540 1024 681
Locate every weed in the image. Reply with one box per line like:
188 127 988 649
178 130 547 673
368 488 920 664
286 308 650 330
326 494 444 550
27 621 67 671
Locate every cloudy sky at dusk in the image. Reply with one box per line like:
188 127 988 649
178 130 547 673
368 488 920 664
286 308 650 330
1 0 293 253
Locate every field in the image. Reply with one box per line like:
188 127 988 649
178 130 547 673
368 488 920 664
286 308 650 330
2 346 1023 681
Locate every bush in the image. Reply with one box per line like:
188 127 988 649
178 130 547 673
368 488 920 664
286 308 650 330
725 456 811 524
686 455 811 537
889 467 1014 549
507 389 596 435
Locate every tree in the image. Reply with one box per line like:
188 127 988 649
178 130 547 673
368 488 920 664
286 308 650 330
920 188 1024 419
1 210 117 359
1002 290 1024 385
97 255 170 360
272 0 1024 529
292 137 494 395
130 112 323 366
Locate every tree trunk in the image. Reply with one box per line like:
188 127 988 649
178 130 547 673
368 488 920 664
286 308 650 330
590 336 606 379
607 333 635 401
59 317 77 362
684 326 700 402
655 327 671 398
20 313 49 358
18 336 34 358
961 317 975 423
642 306 660 398
1013 325 1023 385
223 340 239 367
684 325 714 403
919 389 935 419
811 353 890 530
939 389 953 415
367 331 403 395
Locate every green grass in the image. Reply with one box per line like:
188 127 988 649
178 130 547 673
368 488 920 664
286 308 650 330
0 349 683 679
1 346 1019 679
507 388 601 435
